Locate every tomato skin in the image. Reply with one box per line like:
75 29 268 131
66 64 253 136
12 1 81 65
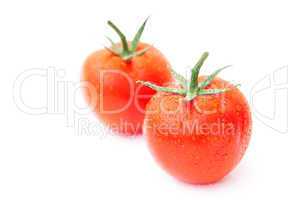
82 42 172 135
144 77 252 184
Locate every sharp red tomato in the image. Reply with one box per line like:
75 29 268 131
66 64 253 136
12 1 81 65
139 52 252 184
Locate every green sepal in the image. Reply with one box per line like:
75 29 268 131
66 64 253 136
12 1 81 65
131 17 149 52
170 68 188 89
104 46 119 55
197 84 240 95
198 65 231 90
185 52 209 101
136 81 186 95
137 52 239 101
123 46 151 60
105 36 122 54
107 21 130 54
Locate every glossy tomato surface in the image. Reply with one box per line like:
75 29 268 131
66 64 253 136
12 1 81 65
144 77 252 184
82 42 172 135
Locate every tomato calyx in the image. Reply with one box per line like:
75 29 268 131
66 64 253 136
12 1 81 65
137 52 240 101
106 18 150 60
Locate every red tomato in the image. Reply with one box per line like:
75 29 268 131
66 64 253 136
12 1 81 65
140 52 252 184
82 20 172 135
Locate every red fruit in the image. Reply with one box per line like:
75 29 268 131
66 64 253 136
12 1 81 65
82 19 172 135
139 52 252 184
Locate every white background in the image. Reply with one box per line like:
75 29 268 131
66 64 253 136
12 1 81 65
0 0 299 199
